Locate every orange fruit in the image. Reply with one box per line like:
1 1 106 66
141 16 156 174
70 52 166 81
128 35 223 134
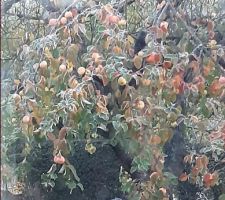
219 76 225 84
60 17 67 25
71 8 78 17
22 115 31 124
54 155 65 164
59 64 67 73
163 60 173 69
65 11 73 18
109 15 120 24
145 52 161 64
49 18 58 26
179 172 188 182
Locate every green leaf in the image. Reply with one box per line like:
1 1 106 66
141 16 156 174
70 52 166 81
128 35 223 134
219 194 225 200
66 180 76 194
112 121 121 132
77 183 84 191
52 48 59 58
48 180 55 188
121 122 128 132
49 173 58 180
164 172 178 186
67 164 80 182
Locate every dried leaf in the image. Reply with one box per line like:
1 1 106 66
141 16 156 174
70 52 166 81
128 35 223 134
133 55 143 69
59 127 67 139
47 132 56 141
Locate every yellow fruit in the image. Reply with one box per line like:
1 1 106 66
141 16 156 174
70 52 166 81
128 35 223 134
39 61 47 69
77 67 86 76
118 77 127 86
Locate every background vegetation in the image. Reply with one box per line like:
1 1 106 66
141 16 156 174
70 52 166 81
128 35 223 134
1 0 225 199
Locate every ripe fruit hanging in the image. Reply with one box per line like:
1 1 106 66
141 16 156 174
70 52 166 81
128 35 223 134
108 15 120 24
49 18 58 26
54 154 65 164
77 67 86 76
60 17 67 25
40 61 48 69
145 52 161 64
22 115 31 124
59 64 67 73
163 60 173 69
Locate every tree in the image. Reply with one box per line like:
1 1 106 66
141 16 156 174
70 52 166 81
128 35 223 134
2 0 225 199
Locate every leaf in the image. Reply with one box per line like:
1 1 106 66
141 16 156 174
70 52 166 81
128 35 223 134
127 35 134 44
133 55 143 69
67 164 80 182
207 20 214 32
219 194 225 200
58 165 65 174
66 180 76 194
47 132 56 141
164 172 178 186
47 164 57 173
97 124 108 131
59 127 67 139
81 98 92 105
52 48 59 58
79 23 86 35
77 183 84 191
48 180 55 188
121 122 128 132
112 121 121 132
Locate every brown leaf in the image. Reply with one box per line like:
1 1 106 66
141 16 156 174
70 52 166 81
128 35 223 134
59 127 67 139
47 132 56 141
133 55 143 69
207 20 214 32
148 135 161 145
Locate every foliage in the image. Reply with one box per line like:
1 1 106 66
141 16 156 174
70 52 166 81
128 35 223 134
1 0 225 199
